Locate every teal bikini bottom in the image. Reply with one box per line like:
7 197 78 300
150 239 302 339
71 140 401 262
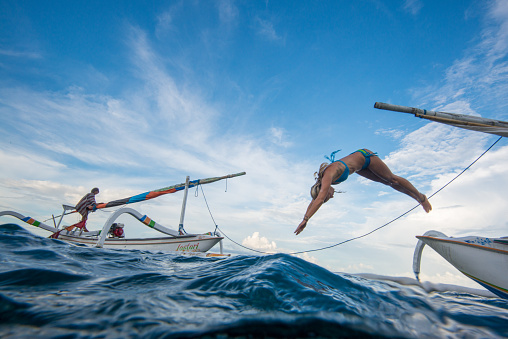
357 149 377 170
331 149 377 184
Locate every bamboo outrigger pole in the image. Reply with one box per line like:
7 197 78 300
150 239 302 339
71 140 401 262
95 172 247 210
374 102 508 138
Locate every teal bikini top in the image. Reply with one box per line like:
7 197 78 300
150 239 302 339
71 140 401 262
332 160 350 184
325 149 377 185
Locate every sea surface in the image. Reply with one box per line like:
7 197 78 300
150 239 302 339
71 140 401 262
0 223 507 339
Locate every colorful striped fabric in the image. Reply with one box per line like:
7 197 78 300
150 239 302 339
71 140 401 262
95 172 246 210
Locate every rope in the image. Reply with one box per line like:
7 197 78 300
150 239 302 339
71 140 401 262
425 136 502 200
199 185 218 231
199 184 269 253
208 136 503 255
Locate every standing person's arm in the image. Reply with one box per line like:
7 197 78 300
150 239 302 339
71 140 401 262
86 194 97 211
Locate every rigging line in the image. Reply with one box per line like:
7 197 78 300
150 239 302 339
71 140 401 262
216 136 503 256
43 211 74 222
199 184 218 229
199 184 269 254
44 204 119 221
426 136 502 200
216 225 272 254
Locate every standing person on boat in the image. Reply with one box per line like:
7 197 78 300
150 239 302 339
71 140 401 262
50 188 100 238
295 149 432 236
72 187 100 231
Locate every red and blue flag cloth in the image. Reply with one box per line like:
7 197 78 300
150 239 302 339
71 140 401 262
95 180 199 209
94 172 245 210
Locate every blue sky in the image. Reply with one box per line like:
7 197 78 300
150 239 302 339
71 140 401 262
1 0 508 288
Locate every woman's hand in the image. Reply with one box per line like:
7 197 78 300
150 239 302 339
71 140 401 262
294 219 307 235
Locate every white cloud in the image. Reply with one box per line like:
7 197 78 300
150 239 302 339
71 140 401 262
0 147 66 180
485 0 508 58
0 49 42 59
156 11 174 33
269 126 292 147
217 0 239 24
437 100 479 116
293 252 320 265
419 271 480 289
255 17 283 42
383 121 489 180
403 0 423 15
242 232 277 252
374 128 406 140
415 0 508 114
339 262 375 273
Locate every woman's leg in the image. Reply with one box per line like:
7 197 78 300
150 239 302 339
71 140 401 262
357 156 432 212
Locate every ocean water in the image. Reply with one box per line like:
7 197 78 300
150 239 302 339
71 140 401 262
0 223 507 339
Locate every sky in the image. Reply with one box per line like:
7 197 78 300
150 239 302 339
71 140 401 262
1 0 508 289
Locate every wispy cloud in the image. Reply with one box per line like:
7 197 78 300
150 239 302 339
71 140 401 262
402 0 423 15
0 49 42 59
217 0 239 24
484 0 508 58
269 127 292 147
0 22 308 243
156 11 175 36
415 0 508 115
255 17 283 42
374 128 406 140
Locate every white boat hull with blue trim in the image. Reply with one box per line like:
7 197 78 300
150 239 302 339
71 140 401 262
413 230 508 299
58 233 222 253
0 209 224 255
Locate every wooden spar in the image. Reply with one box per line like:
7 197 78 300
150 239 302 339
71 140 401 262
374 102 508 127
413 115 496 128
374 102 508 137
95 172 246 210
153 172 246 193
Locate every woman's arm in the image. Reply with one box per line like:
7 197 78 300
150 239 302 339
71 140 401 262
294 173 333 235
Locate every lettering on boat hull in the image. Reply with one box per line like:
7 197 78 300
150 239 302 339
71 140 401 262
176 243 200 252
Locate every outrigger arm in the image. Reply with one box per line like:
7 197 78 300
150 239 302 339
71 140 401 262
95 207 180 248
374 102 508 138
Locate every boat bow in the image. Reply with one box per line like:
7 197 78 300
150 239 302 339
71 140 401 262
413 230 508 299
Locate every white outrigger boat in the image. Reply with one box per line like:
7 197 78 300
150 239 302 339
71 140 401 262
375 102 508 299
413 231 508 299
0 172 245 256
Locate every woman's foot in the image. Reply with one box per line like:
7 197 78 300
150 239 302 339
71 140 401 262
419 194 432 213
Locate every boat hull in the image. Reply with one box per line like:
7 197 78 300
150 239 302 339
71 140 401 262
0 210 223 254
417 235 508 299
59 234 223 252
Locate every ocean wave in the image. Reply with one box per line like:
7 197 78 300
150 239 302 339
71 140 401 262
0 223 507 338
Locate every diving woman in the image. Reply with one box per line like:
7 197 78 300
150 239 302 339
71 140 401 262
295 149 432 235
